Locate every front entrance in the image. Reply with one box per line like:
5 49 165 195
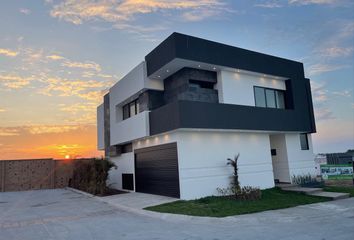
269 134 291 183
134 142 180 198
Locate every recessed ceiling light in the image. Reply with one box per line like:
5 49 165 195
198 65 201 68
166 70 169 73
213 67 216 70
157 75 161 78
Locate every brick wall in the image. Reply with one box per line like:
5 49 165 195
0 158 91 192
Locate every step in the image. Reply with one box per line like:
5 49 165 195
275 183 297 188
307 191 350 200
281 187 323 194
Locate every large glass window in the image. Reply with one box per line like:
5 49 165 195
275 91 285 109
122 99 139 120
130 102 136 116
254 87 266 107
254 86 286 109
265 89 276 108
300 133 309 150
123 104 130 120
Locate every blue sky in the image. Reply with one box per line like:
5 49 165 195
0 0 353 159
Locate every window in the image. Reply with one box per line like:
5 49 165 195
300 133 309 150
189 80 214 89
122 99 139 120
254 87 266 107
254 86 286 109
123 104 130 120
130 102 136 116
121 143 133 153
275 91 285 109
265 89 276 108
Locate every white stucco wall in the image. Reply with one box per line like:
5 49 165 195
285 133 316 179
110 111 150 146
108 131 316 199
109 62 164 110
107 153 135 191
270 134 291 182
108 61 163 146
216 70 286 106
134 130 275 200
97 104 104 150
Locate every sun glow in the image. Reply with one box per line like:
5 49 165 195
65 155 70 159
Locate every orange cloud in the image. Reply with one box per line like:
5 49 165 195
0 48 19 57
26 125 81 134
0 128 20 136
0 74 34 89
62 60 101 71
49 0 227 30
46 54 65 60
38 77 109 103
59 103 97 124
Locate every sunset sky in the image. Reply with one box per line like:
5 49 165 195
0 0 353 159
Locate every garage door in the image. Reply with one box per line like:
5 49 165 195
135 142 180 198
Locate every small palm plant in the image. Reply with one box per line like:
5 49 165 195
227 153 241 193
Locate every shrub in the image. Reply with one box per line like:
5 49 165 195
217 154 262 201
292 174 324 188
69 158 116 196
217 186 262 201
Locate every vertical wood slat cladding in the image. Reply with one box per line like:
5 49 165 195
135 142 180 198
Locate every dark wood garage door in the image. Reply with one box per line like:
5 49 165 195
135 142 180 198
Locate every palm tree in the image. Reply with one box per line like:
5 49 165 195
227 153 240 192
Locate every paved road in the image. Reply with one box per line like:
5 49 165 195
0 189 353 240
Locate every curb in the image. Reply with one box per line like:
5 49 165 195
65 187 232 223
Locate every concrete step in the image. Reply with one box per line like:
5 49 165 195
275 183 297 188
307 191 350 200
281 187 323 194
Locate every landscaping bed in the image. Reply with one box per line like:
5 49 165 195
145 188 330 217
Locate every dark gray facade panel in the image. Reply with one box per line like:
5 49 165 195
164 67 218 104
103 93 110 157
135 142 180 198
304 78 317 133
149 100 315 135
145 33 304 78
145 32 316 133
138 90 164 112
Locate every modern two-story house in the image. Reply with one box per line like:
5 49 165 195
97 33 316 200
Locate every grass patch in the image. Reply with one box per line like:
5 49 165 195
145 188 330 217
323 186 354 197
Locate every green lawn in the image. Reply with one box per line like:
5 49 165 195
145 188 330 217
323 186 354 197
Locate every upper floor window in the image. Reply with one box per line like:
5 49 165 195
254 86 285 109
300 133 309 150
123 99 139 120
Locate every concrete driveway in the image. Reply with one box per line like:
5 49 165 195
0 189 354 240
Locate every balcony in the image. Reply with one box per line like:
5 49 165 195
149 100 315 135
110 111 149 146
